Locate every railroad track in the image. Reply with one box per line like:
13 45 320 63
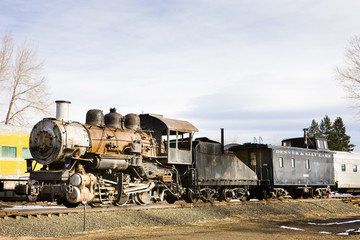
0 197 354 220
331 195 360 207
0 201 247 219
331 195 360 200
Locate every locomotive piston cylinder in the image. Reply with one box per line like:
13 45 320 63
66 173 96 204
69 173 82 186
66 185 82 204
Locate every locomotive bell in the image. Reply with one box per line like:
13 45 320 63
104 108 122 128
86 109 104 127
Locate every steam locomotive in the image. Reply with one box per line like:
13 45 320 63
16 101 258 207
16 101 334 207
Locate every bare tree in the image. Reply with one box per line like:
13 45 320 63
0 34 52 125
0 35 13 82
336 36 360 106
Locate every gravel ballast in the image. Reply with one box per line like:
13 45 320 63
1 199 360 239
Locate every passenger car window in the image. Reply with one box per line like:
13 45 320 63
305 159 310 169
1 146 17 158
21 147 32 159
291 158 295 168
341 164 346 172
279 157 284 168
353 165 357 172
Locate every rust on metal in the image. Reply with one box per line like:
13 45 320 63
87 126 158 157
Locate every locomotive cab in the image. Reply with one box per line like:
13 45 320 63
139 114 198 165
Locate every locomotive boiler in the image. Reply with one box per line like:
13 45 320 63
20 100 199 207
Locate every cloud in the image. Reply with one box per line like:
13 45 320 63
176 80 357 147
0 0 360 149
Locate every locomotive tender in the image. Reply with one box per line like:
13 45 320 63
19 101 257 207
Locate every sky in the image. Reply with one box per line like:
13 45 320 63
1 0 360 149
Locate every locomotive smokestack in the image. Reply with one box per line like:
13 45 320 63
303 128 309 149
56 100 71 121
221 128 224 154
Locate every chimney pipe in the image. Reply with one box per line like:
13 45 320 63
303 128 309 149
56 100 71 121
221 128 224 154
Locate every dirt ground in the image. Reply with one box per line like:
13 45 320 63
31 214 360 240
2 200 360 239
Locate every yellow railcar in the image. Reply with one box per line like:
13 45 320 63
0 124 34 200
